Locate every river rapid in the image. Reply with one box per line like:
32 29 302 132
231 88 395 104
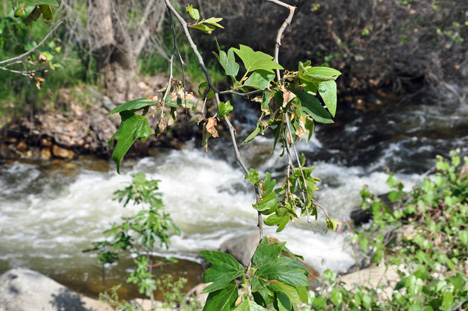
1 85 467 299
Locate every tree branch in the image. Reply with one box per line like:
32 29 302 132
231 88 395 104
265 0 296 81
163 0 220 94
0 21 63 65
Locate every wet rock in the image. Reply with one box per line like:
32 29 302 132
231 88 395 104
339 265 399 300
16 141 28 152
186 283 209 306
219 232 260 267
40 147 52 160
0 268 111 311
41 138 52 147
52 144 75 160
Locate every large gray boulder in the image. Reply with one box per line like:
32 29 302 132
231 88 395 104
0 268 111 311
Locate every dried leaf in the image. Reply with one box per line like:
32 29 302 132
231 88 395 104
206 117 219 138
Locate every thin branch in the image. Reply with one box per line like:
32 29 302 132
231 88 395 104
160 53 174 119
0 66 38 78
163 0 220 94
285 114 331 221
219 89 265 96
265 0 296 81
0 21 63 65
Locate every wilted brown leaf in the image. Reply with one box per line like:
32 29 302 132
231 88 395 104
206 117 219 138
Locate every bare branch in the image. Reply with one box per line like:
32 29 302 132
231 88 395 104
0 21 63 65
265 0 296 81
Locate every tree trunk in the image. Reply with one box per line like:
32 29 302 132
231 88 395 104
88 0 137 104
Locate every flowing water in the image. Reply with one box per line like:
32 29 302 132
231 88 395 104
0 86 467 299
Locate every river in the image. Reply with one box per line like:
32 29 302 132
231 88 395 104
0 85 467 300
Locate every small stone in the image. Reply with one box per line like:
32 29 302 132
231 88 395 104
40 148 52 160
16 141 28 152
52 145 74 160
40 138 52 147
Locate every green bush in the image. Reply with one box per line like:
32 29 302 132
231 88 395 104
308 150 468 311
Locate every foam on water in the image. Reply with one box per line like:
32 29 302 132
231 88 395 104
0 148 420 277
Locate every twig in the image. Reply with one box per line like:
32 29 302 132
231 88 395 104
0 66 38 78
163 0 220 94
219 89 265 96
265 0 296 81
285 114 331 221
0 21 63 65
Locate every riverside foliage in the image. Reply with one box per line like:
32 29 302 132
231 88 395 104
107 1 342 310
309 151 468 311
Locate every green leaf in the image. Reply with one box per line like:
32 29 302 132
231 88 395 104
18 0 59 6
295 286 308 303
234 299 269 311
264 214 289 232
193 23 216 34
240 123 261 146
275 292 292 311
459 230 468 244
219 101 233 119
326 218 342 233
245 70 276 89
292 90 334 124
201 251 244 293
203 281 238 311
245 168 260 186
108 112 154 174
263 173 276 196
24 6 41 25
304 118 314 142
204 17 224 29
232 45 283 73
298 62 341 83
269 283 301 304
253 192 278 214
318 80 337 117
198 81 215 99
218 48 239 79
253 238 283 266
256 257 310 287
110 98 156 114
39 4 53 23
441 291 453 311
186 5 200 21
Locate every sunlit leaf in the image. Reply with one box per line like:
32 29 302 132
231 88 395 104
245 70 276 89
240 123 261 146
193 23 216 34
219 101 233 118
108 112 154 174
218 48 239 79
204 17 224 29
298 62 341 83
232 45 283 73
110 98 156 114
245 168 260 186
253 192 278 214
186 5 200 21
318 80 337 117
39 4 53 23
203 281 238 311
292 90 334 124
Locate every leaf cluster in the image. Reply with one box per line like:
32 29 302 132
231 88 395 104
14 0 59 25
201 238 309 311
84 173 180 298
